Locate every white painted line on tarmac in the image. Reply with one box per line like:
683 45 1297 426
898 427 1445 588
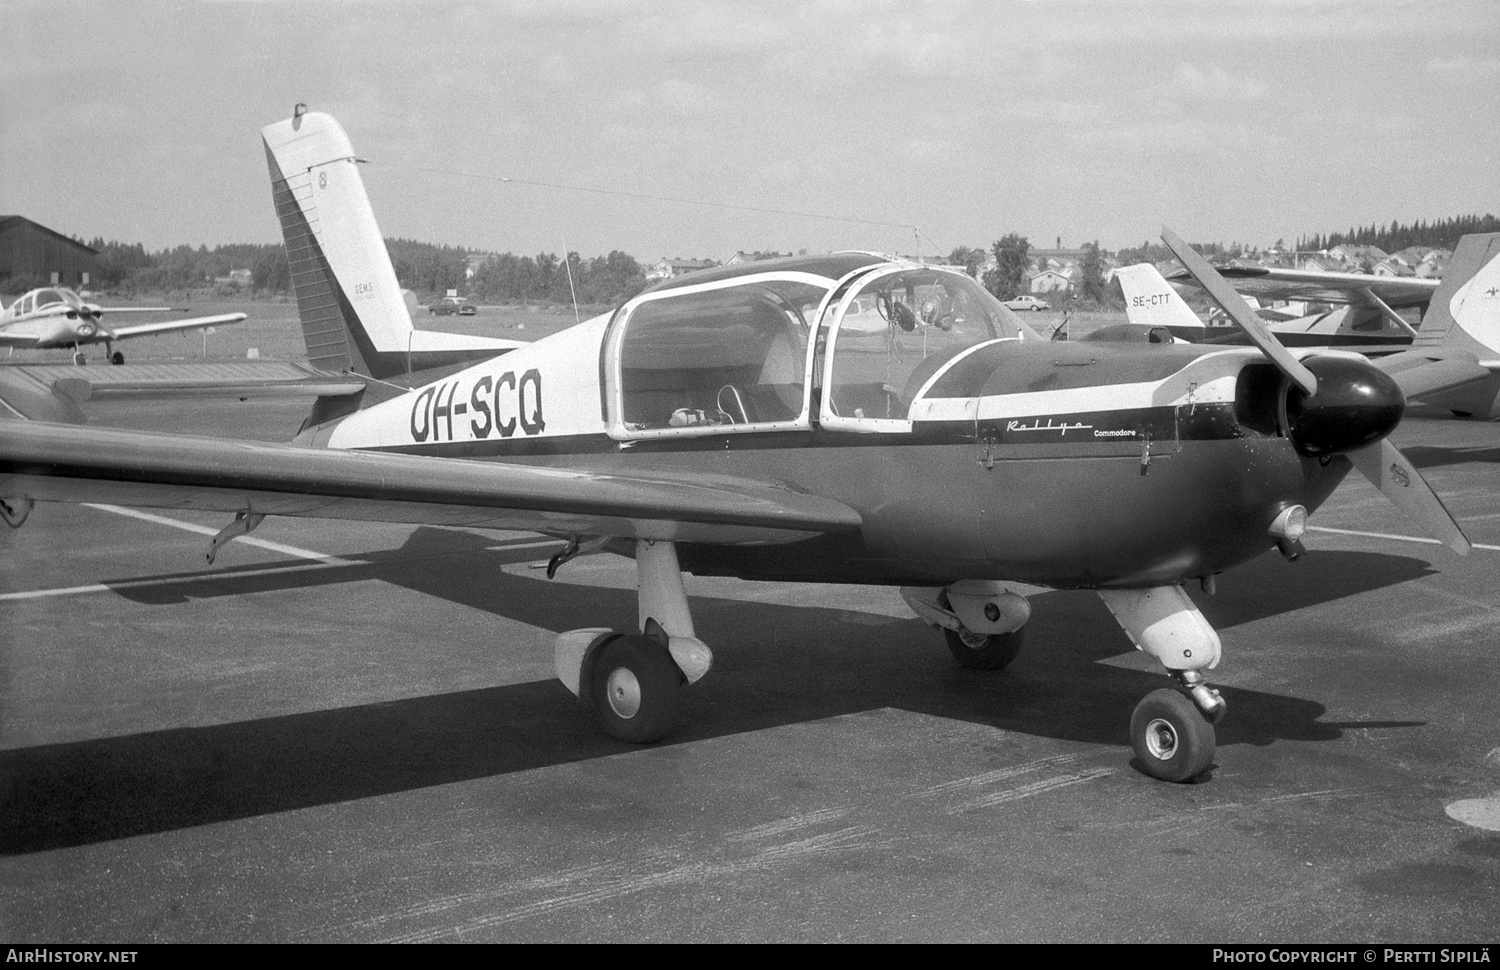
1309 525 1500 552
0 560 353 602
84 503 348 563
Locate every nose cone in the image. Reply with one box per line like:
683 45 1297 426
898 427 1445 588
1284 356 1405 457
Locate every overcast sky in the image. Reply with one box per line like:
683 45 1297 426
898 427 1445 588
3 0 1496 263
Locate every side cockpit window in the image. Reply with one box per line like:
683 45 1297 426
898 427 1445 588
611 278 827 436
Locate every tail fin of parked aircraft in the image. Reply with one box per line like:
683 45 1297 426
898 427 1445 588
261 107 524 380
1413 234 1500 359
1114 264 1207 340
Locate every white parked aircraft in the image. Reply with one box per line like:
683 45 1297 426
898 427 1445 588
0 286 248 365
0 287 252 368
1115 263 1419 349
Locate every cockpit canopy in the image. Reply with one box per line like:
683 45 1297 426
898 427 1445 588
10 288 79 317
604 258 1035 438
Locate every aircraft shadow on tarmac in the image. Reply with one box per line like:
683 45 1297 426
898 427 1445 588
0 528 1434 855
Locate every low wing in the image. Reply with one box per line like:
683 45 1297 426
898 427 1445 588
0 422 863 546
106 312 248 339
0 330 44 349
1167 267 1438 311
1373 349 1493 399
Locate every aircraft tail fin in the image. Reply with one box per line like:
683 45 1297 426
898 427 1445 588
1114 264 1206 340
261 107 523 380
1413 233 1500 359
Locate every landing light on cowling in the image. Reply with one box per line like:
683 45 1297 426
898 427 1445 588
1269 504 1308 561
75 322 96 337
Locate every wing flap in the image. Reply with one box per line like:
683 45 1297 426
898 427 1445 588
0 422 863 545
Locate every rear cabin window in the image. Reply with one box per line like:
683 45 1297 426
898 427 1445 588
617 280 825 433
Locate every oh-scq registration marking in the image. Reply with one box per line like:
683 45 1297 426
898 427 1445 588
411 369 545 443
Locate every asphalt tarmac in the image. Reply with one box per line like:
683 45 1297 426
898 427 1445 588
1 395 1497 943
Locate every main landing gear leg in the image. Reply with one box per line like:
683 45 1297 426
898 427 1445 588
1098 586 1225 783
902 580 1031 671
554 539 712 743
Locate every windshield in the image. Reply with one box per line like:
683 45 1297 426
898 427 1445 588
825 268 1030 422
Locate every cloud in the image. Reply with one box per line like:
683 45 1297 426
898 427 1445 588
1155 63 1267 103
1426 55 1500 75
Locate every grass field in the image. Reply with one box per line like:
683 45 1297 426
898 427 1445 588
4 297 1126 366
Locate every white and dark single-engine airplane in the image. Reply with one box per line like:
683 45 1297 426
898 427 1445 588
0 286 249 365
0 109 1483 783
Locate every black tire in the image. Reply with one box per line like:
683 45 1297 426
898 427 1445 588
944 626 1025 671
1130 688 1215 782
110 351 124 365
586 634 683 743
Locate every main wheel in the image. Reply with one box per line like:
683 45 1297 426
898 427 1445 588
1130 688 1216 782
586 635 683 743
944 626 1025 671
110 351 125 365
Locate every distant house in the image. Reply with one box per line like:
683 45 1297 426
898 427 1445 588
1028 267 1073 293
0 215 98 287
722 250 794 267
1374 257 1415 278
213 268 253 288
1416 250 1451 278
647 257 717 282
1328 244 1387 268
465 253 495 279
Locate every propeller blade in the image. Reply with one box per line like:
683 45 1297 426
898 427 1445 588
1347 438 1471 555
1160 226 1318 396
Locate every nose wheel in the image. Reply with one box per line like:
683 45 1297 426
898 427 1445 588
1130 688 1216 782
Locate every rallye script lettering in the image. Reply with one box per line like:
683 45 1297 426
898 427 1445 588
1005 418 1093 436
410 368 545 443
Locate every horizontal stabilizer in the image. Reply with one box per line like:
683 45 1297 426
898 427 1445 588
3 362 366 401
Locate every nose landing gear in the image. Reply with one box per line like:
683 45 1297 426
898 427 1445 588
1100 585 1226 783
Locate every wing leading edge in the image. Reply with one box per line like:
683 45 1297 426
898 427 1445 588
0 422 863 545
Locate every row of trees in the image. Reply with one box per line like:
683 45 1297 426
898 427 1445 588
75 236 648 307
1296 215 1500 256
71 211 1496 309
467 250 647 306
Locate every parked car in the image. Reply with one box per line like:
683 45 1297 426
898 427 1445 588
430 297 477 316
1003 295 1050 311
